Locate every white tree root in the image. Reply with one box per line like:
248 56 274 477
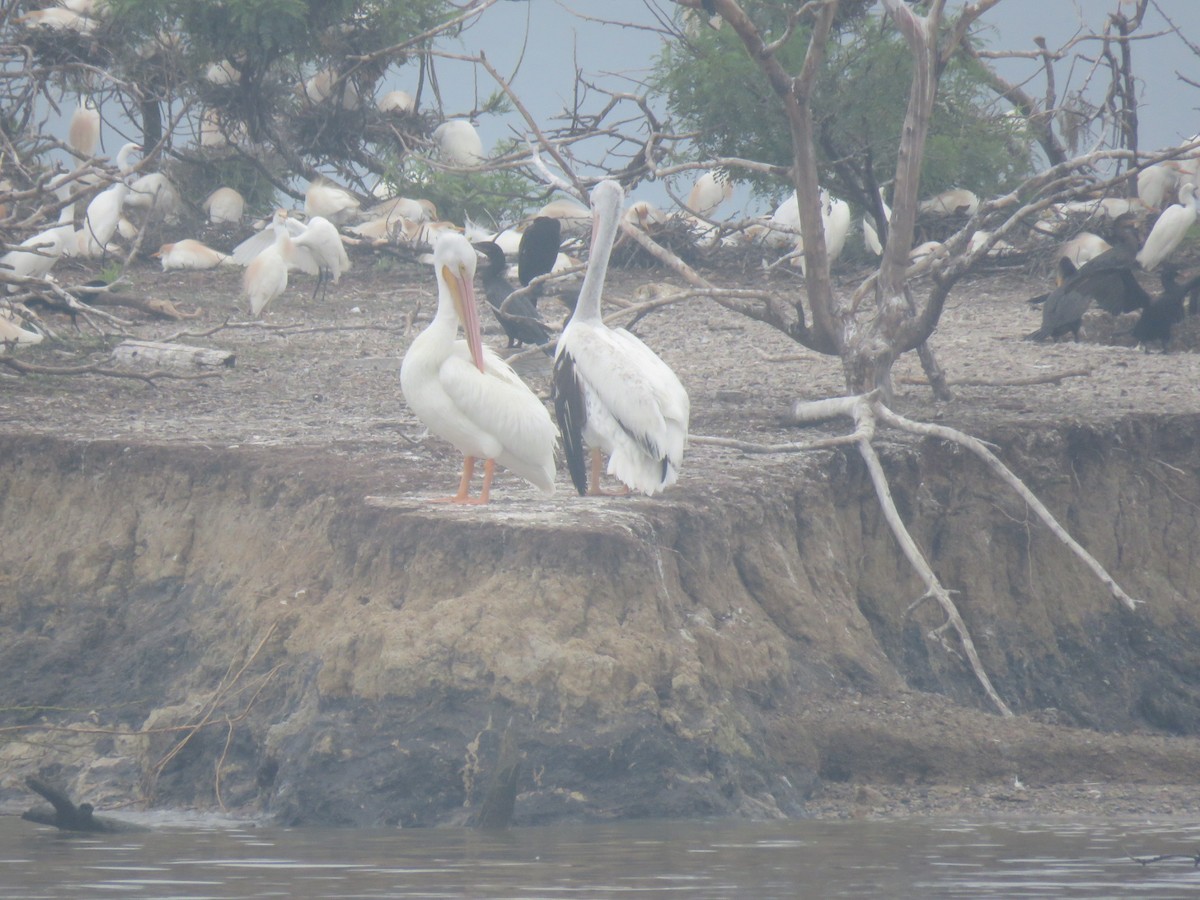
716 391 1141 716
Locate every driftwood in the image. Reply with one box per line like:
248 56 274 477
21 778 147 834
112 340 236 369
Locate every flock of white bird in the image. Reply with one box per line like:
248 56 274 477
4 55 1199 499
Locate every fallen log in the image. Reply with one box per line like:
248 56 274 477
112 339 235 369
21 778 147 834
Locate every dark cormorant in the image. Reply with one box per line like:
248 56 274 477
1131 266 1200 352
517 216 561 295
474 241 551 352
1026 214 1150 341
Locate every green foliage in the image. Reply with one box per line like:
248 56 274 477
655 5 1033 209
100 0 449 147
397 158 536 227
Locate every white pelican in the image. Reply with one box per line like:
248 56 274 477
552 181 689 497
1137 182 1198 271
400 232 556 504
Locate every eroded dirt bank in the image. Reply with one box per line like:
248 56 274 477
3 413 1200 826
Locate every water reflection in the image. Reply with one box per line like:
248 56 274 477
3 815 1200 898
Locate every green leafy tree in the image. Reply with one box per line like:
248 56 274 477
656 3 1033 218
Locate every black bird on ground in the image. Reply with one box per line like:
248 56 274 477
517 216 561 298
1026 214 1150 341
474 240 552 353
1130 266 1200 352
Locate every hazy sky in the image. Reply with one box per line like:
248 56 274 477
434 0 1200 208
51 1 1200 214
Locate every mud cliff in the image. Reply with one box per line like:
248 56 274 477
2 413 1199 826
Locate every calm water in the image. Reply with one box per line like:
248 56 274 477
4 814 1200 898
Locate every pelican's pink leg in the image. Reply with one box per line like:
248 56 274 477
587 449 630 497
431 455 475 503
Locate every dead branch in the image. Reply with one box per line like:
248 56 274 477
0 355 221 384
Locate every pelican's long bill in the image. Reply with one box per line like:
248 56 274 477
442 260 486 373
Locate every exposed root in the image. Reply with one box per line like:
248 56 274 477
693 390 1143 716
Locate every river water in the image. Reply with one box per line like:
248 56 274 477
4 814 1200 898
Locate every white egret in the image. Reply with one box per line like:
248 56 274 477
1137 182 1198 271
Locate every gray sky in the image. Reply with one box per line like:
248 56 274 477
435 0 1200 209
51 1 1200 215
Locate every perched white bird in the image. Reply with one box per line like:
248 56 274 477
154 239 229 271
1057 232 1111 272
769 190 850 272
304 179 360 225
1138 162 1180 210
1137 182 1198 271
400 232 557 503
624 199 666 230
1 205 75 289
203 186 245 224
685 169 733 219
204 60 239 86
15 8 96 32
377 90 414 114
80 143 139 258
242 220 291 317
301 68 359 108
290 215 351 298
0 311 44 350
553 181 689 497
433 119 485 166
919 188 980 217
67 99 100 158
125 172 181 219
364 195 434 224
534 197 592 235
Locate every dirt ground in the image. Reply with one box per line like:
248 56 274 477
5 224 1200 822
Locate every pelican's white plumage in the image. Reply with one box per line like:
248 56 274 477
553 180 689 496
400 232 556 503
1137 182 1198 271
